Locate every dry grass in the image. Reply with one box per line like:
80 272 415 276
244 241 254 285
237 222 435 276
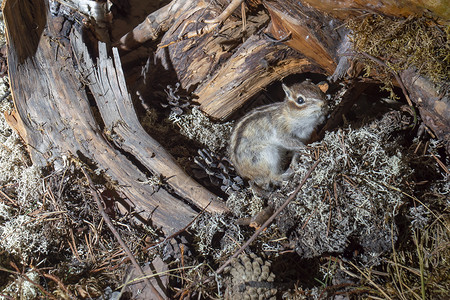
347 14 449 98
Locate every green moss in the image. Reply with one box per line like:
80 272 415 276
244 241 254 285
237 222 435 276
347 14 449 96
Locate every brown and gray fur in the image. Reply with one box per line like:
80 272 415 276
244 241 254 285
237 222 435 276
229 80 328 190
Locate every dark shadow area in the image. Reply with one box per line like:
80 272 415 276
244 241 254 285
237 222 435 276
271 253 321 289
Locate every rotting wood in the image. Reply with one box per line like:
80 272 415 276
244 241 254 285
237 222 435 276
158 0 245 49
5 29 196 234
114 0 262 52
263 1 339 75
154 2 270 92
300 0 449 20
3 0 228 235
71 35 228 213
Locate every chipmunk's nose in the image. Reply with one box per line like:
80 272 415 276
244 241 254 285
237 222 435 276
317 100 326 107
317 101 328 112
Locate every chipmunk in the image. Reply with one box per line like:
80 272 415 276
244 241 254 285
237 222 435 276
229 80 328 191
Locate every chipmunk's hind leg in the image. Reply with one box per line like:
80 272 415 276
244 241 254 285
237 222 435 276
279 149 301 182
250 146 287 190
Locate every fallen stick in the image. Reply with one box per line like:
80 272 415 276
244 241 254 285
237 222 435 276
82 167 165 300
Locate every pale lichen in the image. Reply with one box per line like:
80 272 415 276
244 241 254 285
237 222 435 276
408 206 431 230
0 214 50 262
269 111 412 260
169 106 234 152
1 270 40 299
191 213 245 260
226 188 264 219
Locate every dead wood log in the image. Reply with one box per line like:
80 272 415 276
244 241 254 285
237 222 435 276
4 16 196 234
3 0 227 234
263 1 340 75
114 0 342 119
154 0 270 92
300 0 449 20
114 0 261 52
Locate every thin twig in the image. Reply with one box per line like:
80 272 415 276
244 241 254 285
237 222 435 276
204 0 243 24
339 130 348 167
41 273 77 299
0 189 18 206
240 2 246 33
81 167 165 300
333 182 343 220
68 228 83 262
326 191 332 237
215 159 320 275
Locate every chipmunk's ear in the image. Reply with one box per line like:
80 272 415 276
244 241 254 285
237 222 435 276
282 83 292 98
317 81 329 93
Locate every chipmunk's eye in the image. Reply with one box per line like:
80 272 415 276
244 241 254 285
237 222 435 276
296 96 305 104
